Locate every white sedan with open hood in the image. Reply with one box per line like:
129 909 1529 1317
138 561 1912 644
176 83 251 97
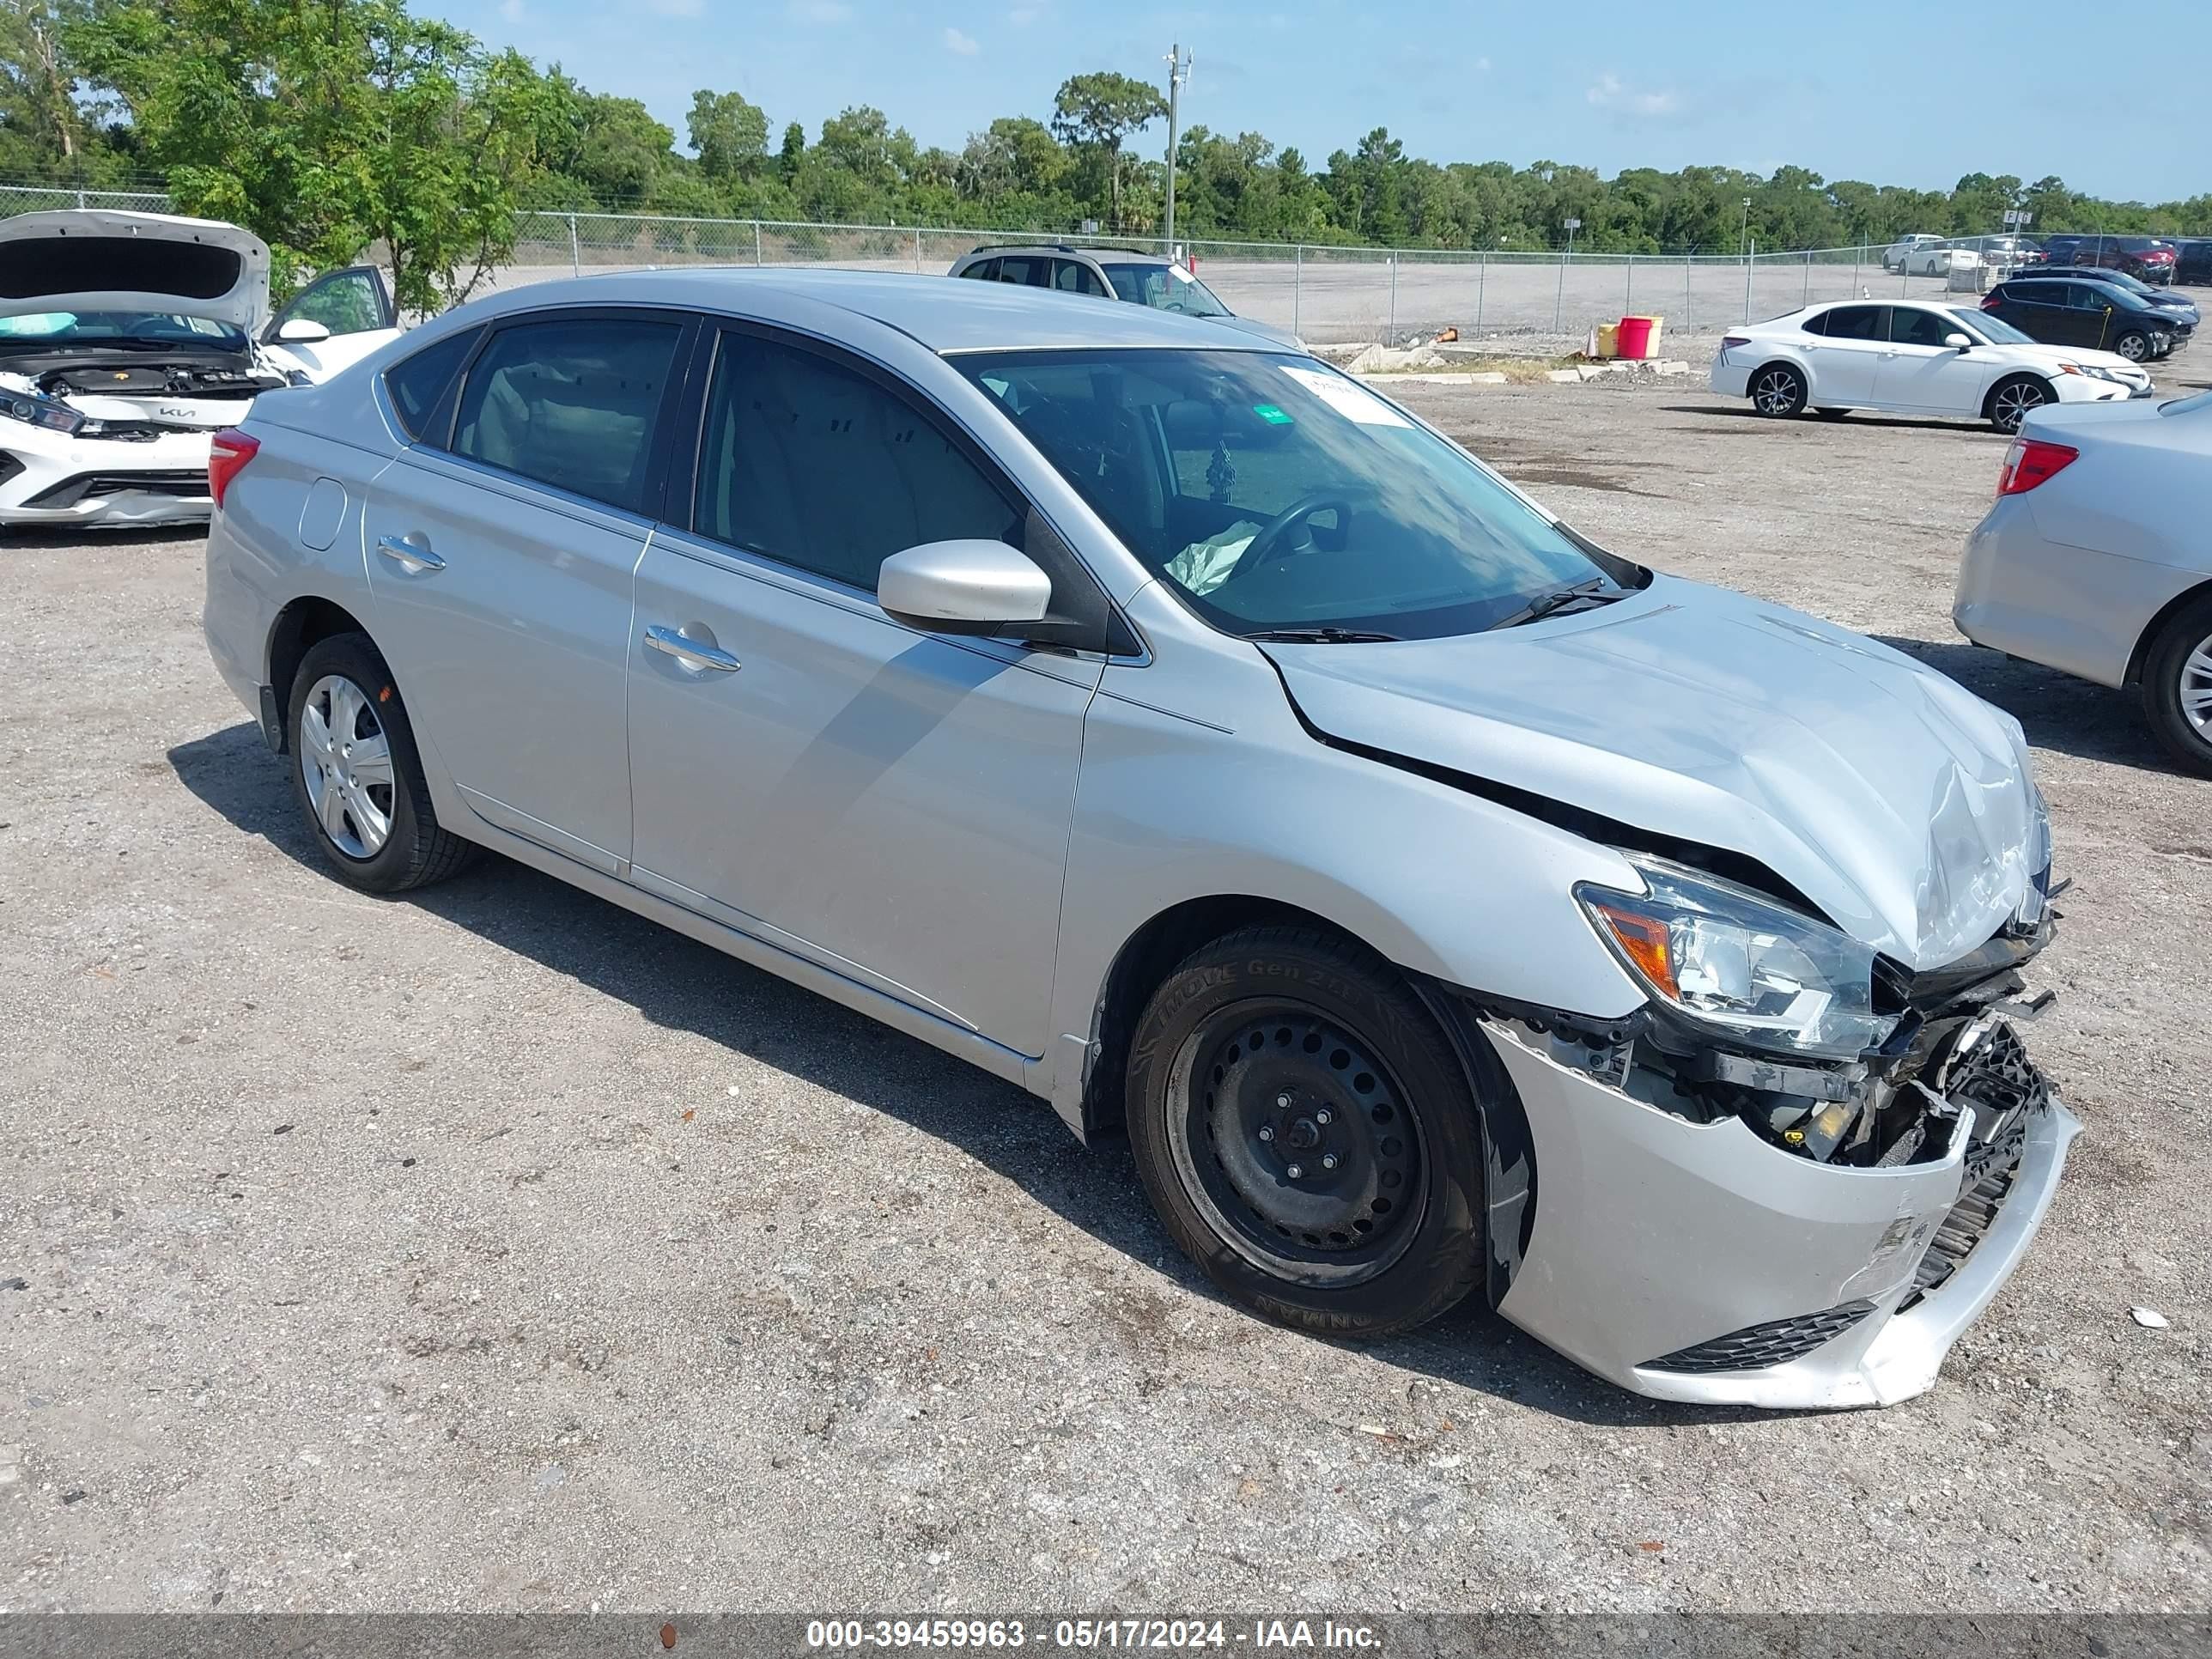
0 210 400 528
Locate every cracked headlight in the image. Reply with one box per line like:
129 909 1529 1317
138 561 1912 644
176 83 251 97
3 390 83 436
1577 855 1897 1060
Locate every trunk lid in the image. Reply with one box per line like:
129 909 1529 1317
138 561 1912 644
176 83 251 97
1265 576 2040 970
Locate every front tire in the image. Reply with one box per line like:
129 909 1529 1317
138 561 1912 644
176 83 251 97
1124 925 1488 1339
1988 375 2053 434
2112 330 2152 362
1750 362 1808 417
287 632 476 892
2141 596 2212 777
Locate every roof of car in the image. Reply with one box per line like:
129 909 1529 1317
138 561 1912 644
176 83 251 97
958 243 1166 264
456 265 1277 355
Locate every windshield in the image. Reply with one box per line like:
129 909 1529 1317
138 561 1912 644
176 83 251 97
0 311 248 351
1953 309 2034 345
1099 262 1233 319
960 348 1633 640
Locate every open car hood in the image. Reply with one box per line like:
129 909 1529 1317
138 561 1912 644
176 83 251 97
0 210 272 331
1265 575 2041 972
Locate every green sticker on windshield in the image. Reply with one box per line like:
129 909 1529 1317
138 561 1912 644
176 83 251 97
1253 403 1293 425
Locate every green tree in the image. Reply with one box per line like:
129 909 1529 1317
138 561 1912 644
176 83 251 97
1049 70 1164 228
688 88 768 182
70 0 562 312
0 0 93 165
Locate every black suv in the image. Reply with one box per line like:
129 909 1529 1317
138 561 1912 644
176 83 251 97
1980 276 2190 361
2032 266 2199 329
2172 239 2212 286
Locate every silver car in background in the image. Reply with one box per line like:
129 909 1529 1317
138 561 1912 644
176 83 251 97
1955 390 2212 774
203 270 2075 1409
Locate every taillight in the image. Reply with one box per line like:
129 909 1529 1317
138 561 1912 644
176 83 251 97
1996 437 2077 496
208 427 259 509
1980 292 2002 310
1720 334 1750 350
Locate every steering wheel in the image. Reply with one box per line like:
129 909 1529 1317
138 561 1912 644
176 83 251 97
1236 489 1367 575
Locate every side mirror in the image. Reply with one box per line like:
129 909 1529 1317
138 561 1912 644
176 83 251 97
1944 332 1972 350
878 539 1052 636
275 317 331 343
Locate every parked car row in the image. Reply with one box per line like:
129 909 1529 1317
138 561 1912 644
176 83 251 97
1881 232 2202 285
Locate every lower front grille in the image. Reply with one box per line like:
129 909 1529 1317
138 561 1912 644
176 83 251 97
1902 1019 2048 1309
22 469 210 509
1644 1300 1876 1375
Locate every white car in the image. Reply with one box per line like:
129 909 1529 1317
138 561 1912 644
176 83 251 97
0 210 400 529
1881 234 1943 273
1905 240 1985 278
1711 300 2152 433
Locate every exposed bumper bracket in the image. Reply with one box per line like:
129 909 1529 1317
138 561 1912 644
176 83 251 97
257 684 286 755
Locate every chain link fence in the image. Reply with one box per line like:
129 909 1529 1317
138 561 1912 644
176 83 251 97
0 187 2144 348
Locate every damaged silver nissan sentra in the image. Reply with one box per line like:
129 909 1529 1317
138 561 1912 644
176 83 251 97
202 270 2075 1408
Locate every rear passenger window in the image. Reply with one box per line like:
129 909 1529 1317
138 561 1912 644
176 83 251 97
994 256 1047 287
2008 283 2059 306
385 328 479 441
958 258 1000 282
692 331 1024 594
1821 305 1884 341
452 316 681 514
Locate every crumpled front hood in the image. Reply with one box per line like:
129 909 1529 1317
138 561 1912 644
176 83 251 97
1267 575 2040 971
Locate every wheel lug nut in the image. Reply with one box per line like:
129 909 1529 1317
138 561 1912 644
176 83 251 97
1257 1126 1273 1143
1322 1153 1338 1170
1276 1092 1292 1109
1315 1109 1332 1126
1285 1163 1303 1180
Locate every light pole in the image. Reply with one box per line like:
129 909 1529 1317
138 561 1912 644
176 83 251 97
1554 216 1580 332
1162 43 1192 255
1738 196 1752 263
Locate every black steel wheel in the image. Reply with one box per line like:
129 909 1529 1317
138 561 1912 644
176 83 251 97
1125 925 1491 1338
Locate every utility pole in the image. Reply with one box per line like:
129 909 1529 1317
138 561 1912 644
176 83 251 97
1163 43 1192 255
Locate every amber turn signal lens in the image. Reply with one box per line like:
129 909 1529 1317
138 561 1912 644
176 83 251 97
1589 902 1679 999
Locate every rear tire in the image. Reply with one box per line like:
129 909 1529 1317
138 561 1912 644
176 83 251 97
287 632 477 893
1124 926 1488 1340
1749 362 1808 418
2141 596 2212 777
1987 375 2053 434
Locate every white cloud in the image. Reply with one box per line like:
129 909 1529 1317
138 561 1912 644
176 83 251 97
1585 71 1679 117
498 0 524 17
789 0 851 20
944 24 980 53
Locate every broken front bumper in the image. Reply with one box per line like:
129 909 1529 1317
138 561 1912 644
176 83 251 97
1484 1019 2079 1409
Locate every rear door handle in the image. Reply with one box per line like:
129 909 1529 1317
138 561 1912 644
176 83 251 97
375 532 444 574
645 624 740 673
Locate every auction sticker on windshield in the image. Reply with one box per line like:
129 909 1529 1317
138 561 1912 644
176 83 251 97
1277 362 1411 428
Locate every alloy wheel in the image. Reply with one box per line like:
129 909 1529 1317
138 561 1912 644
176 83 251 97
1993 382 2045 433
2180 637 2212 738
1753 369 1800 415
1165 1004 1429 1289
299 673 397 859
2116 333 2148 361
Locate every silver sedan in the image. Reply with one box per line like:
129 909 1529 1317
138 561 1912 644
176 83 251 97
1955 389 2212 773
202 270 2075 1408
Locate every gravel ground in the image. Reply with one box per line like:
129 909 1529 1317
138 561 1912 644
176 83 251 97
3 368 2209 1617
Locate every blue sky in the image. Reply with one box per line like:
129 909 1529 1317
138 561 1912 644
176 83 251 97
430 0 2202 203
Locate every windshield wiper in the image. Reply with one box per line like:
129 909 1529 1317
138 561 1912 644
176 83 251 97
1241 626 1401 644
1487 579 1624 631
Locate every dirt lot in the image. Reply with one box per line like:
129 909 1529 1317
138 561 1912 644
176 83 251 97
3 366 2210 1616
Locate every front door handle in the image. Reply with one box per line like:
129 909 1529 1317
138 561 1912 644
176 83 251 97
375 532 445 574
645 624 740 673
